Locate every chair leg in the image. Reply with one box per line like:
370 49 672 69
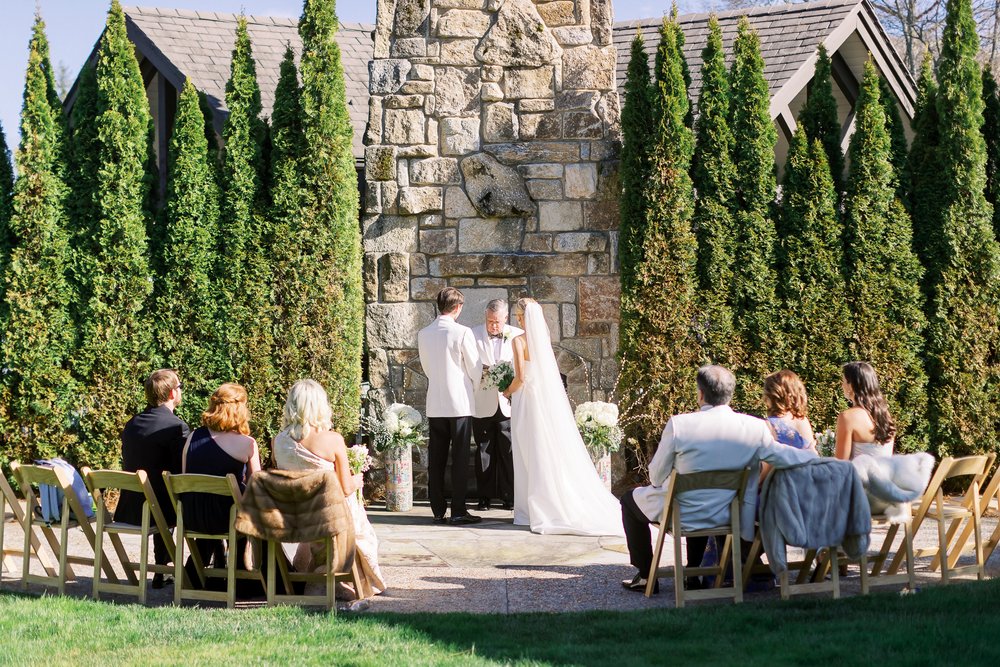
937 511 949 584
973 504 984 581
742 535 762 588
830 549 840 600
58 506 70 596
779 569 789 601
716 536 731 590
266 540 276 606
646 521 666 598
730 534 742 605
904 523 916 591
174 512 185 607
92 510 104 600
860 552 869 596
227 530 237 610
673 533 685 609
139 511 150 606
326 540 335 613
20 502 32 590
878 524 900 576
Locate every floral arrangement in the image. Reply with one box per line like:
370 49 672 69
817 429 836 458
364 402 426 458
346 445 374 504
482 360 515 392
575 401 624 456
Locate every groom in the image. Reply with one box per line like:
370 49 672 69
417 287 483 525
471 299 522 511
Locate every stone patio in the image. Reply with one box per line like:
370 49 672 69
2 500 998 612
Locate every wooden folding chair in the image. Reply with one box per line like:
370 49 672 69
1 470 62 583
83 468 177 604
265 537 368 612
933 453 999 571
646 468 750 607
11 461 121 595
163 472 264 609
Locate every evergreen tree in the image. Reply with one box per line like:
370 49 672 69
217 17 277 440
982 66 1000 239
778 129 852 431
925 0 1000 457
843 63 928 451
908 55 941 282
75 0 154 468
66 63 99 317
799 45 844 192
155 80 222 426
879 75 909 204
691 16 738 366
728 17 780 409
624 16 699 448
618 32 653 361
298 0 364 434
0 122 14 309
0 16 76 467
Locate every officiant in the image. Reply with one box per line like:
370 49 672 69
471 299 523 511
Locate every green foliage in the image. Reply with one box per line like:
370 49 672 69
297 0 364 435
908 56 941 285
618 32 653 359
0 122 14 313
878 75 909 205
777 129 851 432
982 66 1000 239
0 15 77 469
66 62 99 322
728 17 780 410
924 0 1000 457
217 17 278 442
75 0 154 468
623 16 699 448
155 80 222 427
842 63 928 451
798 45 844 192
690 16 738 366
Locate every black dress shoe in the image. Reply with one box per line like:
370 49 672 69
448 513 483 525
501 500 514 511
622 573 659 594
476 499 490 511
151 573 174 590
432 516 448 525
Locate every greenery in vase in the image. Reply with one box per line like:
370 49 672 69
364 403 426 459
575 402 624 457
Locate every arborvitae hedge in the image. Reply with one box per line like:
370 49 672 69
66 63 99 325
75 0 154 468
0 122 14 314
298 0 364 434
799 45 844 193
982 66 1000 239
728 17 780 410
691 16 738 366
626 16 699 448
878 75 909 204
0 15 76 468
618 32 653 362
908 56 941 284
155 80 222 426
924 0 1000 457
777 129 851 432
843 63 929 451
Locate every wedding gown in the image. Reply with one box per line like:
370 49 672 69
510 302 625 536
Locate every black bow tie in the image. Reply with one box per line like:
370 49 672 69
489 332 504 340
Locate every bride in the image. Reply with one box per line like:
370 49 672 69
501 298 624 536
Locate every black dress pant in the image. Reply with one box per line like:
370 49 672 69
620 489 708 575
428 415 473 518
472 406 513 505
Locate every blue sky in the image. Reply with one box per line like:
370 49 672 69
1 0 718 159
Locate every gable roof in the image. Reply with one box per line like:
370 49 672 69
120 6 372 160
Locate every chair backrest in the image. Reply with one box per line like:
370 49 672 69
162 472 242 514
12 462 95 525
673 469 750 496
83 468 174 536
943 455 990 482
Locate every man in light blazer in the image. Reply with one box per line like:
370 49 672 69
417 287 483 525
620 365 817 593
471 299 523 511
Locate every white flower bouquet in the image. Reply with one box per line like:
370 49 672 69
482 360 515 392
346 445 374 503
364 402 426 458
575 401 624 456
817 429 836 457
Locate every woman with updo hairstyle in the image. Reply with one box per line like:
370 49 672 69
835 361 895 460
762 370 817 451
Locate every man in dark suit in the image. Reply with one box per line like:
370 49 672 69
118 369 190 588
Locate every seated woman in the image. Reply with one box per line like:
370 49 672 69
762 369 818 452
272 379 385 599
181 383 261 583
835 361 895 460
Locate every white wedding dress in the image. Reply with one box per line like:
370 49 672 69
510 302 625 536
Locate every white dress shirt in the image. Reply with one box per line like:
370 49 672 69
417 315 481 418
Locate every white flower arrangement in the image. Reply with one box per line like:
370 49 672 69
817 429 836 458
575 401 624 456
364 403 426 458
482 360 515 392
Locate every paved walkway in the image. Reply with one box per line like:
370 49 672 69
3 500 998 612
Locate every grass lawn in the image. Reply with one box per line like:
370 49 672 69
2 579 999 665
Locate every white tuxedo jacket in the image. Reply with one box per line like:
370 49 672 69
417 315 481 418
470 323 524 419
633 404 817 541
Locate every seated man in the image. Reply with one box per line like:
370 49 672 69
620 365 817 593
117 369 190 588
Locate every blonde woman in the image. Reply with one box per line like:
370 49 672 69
272 379 384 598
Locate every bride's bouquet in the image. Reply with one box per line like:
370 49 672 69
364 402 426 458
482 360 515 392
575 401 624 456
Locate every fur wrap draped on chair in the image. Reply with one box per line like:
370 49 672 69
851 453 935 523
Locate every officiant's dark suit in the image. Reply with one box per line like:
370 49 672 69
117 370 190 566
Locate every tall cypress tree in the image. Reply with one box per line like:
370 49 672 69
618 32 653 362
799 45 844 192
0 122 14 310
925 0 1000 457
66 63 99 321
778 129 852 431
298 0 364 434
76 0 154 468
625 16 698 447
843 63 928 451
729 17 780 409
908 55 941 281
0 15 76 467
691 16 738 366
982 66 1000 239
155 80 221 426
217 17 277 440
879 75 909 204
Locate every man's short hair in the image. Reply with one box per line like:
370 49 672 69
437 287 464 314
696 365 736 406
145 369 179 408
485 298 508 315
